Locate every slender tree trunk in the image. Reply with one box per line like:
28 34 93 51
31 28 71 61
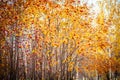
10 34 14 80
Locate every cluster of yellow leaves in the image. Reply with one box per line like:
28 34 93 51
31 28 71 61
1 0 119 78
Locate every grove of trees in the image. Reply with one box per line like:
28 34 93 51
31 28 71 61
0 0 120 80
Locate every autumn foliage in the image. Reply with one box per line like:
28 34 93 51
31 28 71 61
0 0 120 80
